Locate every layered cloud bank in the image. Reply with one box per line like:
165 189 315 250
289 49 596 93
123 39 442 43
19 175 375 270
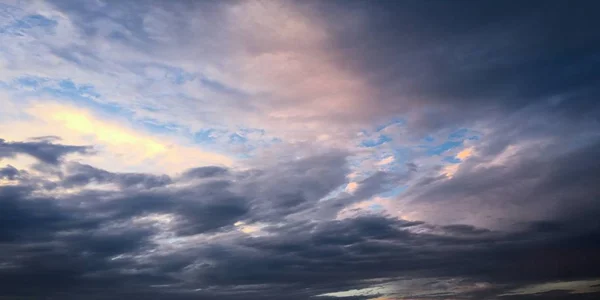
1 1 600 299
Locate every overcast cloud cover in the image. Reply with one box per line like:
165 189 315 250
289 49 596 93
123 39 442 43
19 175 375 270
1 0 600 299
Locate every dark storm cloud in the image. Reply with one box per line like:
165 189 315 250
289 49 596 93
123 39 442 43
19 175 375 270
0 164 20 180
440 224 491 235
2 140 600 300
0 140 355 298
317 0 600 127
240 152 350 222
315 171 411 219
168 214 600 298
0 138 91 164
63 162 172 189
69 179 248 236
0 182 160 297
403 127 600 226
181 166 229 179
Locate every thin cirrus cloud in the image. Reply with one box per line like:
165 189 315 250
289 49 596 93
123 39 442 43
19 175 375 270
1 0 600 300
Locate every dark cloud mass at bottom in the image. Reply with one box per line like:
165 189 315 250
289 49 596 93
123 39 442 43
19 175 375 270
1 0 600 299
0 137 599 300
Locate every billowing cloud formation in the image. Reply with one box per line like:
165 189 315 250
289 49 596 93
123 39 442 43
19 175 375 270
1 0 600 299
1 138 599 299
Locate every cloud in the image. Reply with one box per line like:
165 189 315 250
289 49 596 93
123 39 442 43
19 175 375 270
2 0 599 144
345 181 359 193
1 139 600 299
1 1 600 299
395 124 600 229
317 1 600 129
375 156 394 166
501 279 600 296
0 164 19 180
0 102 233 173
0 137 91 164
0 0 370 145
456 147 473 161
62 162 172 189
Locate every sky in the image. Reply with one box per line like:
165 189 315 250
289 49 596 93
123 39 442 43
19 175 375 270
1 0 600 299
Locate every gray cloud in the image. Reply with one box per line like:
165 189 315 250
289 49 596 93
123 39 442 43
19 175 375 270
63 162 172 189
181 166 229 179
0 139 599 300
317 0 600 130
0 164 20 180
401 124 600 228
0 138 91 165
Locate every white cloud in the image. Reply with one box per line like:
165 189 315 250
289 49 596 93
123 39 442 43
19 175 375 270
0 101 232 174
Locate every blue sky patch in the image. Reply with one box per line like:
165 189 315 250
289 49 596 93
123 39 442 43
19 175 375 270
229 133 247 144
448 128 468 140
422 135 435 143
194 129 221 144
200 77 247 97
0 14 57 35
361 134 392 147
379 185 407 198
443 156 461 164
425 141 463 156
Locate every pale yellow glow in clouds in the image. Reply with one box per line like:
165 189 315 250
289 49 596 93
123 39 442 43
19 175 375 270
0 102 233 174
456 147 473 160
345 182 359 193
234 221 268 236
376 156 395 166
444 147 474 178
443 164 460 178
